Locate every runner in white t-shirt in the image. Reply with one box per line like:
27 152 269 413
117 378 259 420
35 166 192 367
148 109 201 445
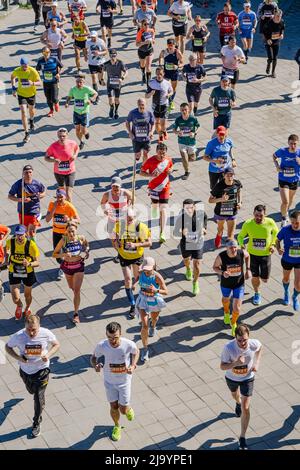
86 31 108 104
220 36 246 89
220 323 262 450
5 314 60 438
91 321 139 442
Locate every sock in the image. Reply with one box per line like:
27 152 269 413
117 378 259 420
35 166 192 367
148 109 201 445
193 106 197 114
244 49 248 59
222 299 230 314
282 215 287 220
231 311 239 325
110 104 114 112
170 91 176 102
146 72 151 84
115 103 119 112
283 282 289 294
29 118 34 124
293 289 300 299
141 66 145 75
271 59 277 74
125 288 135 306
92 83 98 92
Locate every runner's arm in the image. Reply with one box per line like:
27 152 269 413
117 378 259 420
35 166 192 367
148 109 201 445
213 254 223 276
272 152 281 172
5 345 27 362
252 346 262 372
237 223 248 248
42 340 60 361
52 237 65 258
155 273 168 296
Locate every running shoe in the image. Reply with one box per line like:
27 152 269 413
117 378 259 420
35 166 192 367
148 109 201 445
128 305 136 319
281 219 288 227
119 9 123 15
149 323 157 337
31 423 41 438
182 171 190 180
235 402 242 418
185 267 192 281
126 408 135 421
141 348 150 362
107 38 111 49
111 425 121 441
29 120 35 131
252 292 262 305
293 295 300 312
158 134 164 142
23 132 30 143
231 322 237 336
79 141 85 150
47 110 54 117
114 111 119 120
54 103 60 112
72 313 80 324
192 281 199 295
239 437 248 450
214 233 222 249
109 107 114 119
85 132 90 140
283 290 290 305
271 72 276 78
15 305 23 321
266 62 271 74
163 131 169 140
24 307 32 318
223 313 230 325
159 232 166 244
113 256 120 264
57 268 65 280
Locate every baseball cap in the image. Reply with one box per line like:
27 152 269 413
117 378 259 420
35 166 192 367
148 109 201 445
141 0 147 4
14 224 26 235
111 176 122 187
109 49 117 56
221 75 230 82
90 30 98 37
167 39 175 44
23 164 33 172
226 239 238 248
140 256 156 271
20 57 29 65
244 2 251 6
224 167 235 174
216 126 227 135
157 142 167 150
76 73 85 81
52 1 58 5
56 188 66 196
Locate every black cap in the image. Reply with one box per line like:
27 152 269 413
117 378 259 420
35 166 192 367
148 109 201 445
224 167 235 174
157 142 167 150
23 164 33 172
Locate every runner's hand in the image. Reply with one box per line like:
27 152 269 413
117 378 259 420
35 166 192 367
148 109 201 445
13 91 17 97
41 354 49 362
223 270 230 278
19 356 28 363
127 365 136 374
221 194 229 202
236 355 245 365
94 363 102 373
23 259 30 267
269 246 276 254
182 228 188 236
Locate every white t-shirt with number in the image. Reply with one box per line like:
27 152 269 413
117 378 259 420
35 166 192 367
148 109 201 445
86 38 107 66
94 337 138 385
7 327 57 375
221 45 245 70
221 338 262 382
169 1 191 25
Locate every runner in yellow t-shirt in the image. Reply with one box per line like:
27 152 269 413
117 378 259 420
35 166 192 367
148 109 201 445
11 57 41 143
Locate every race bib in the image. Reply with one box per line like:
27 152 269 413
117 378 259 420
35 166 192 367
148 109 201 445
75 99 85 108
149 189 160 200
123 241 137 253
232 364 248 376
54 214 66 226
218 97 230 108
182 127 191 135
220 202 234 216
44 71 53 81
283 167 295 177
13 263 27 278
109 363 127 374
289 246 300 258
102 10 111 17
187 73 196 82
271 32 281 40
24 344 42 357
110 76 120 86
186 232 197 242
58 161 70 172
21 79 30 88
227 265 242 276
165 62 175 71
194 38 203 46
253 238 266 250
135 126 148 138
223 68 235 79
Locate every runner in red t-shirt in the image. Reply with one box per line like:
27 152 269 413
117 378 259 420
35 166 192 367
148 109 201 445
140 142 173 243
216 3 238 47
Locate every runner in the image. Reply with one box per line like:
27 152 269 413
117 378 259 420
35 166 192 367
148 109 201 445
111 208 152 318
86 30 108 104
40 0 55 26
145 67 173 141
41 18 68 62
52 221 89 324
257 0 277 37
140 142 173 243
133 257 167 362
68 0 87 22
220 36 246 89
36 46 62 117
135 0 157 11
45 127 79 202
262 9 284 78
30 0 41 32
46 2 68 29
216 2 239 47
208 167 242 248
72 14 89 72
96 0 117 49
213 240 251 335
167 0 192 55
5 314 60 438
237 204 278 306
5 225 40 320
46 189 80 280
0 224 11 302
159 38 183 113
133 0 157 30
203 126 235 190
65 74 98 150
220 324 262 450
276 210 300 311
100 176 132 261
103 49 127 120
91 322 139 441
118 0 123 15
273 134 300 227
11 57 41 143
173 102 200 179
182 53 206 115
8 165 46 238
209 76 236 130
136 20 155 86
126 98 155 163
238 2 257 63
173 199 207 295
187 15 210 65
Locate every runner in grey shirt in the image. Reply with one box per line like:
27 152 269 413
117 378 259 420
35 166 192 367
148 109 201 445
133 1 157 29
103 49 127 120
220 323 262 450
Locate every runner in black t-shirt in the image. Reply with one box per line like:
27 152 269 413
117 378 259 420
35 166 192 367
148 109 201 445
263 9 284 78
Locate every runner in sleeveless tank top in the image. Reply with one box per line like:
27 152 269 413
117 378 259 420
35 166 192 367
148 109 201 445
52 221 89 324
158 38 183 113
187 15 210 65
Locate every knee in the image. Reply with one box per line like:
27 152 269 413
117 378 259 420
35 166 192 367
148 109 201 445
110 403 119 411
119 406 127 415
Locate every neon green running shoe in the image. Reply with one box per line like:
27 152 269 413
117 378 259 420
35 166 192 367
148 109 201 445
192 281 199 295
159 232 166 243
231 322 237 336
223 313 231 325
111 425 122 441
185 267 192 281
126 408 135 422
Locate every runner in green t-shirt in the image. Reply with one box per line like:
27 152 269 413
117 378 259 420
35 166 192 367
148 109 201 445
173 103 200 180
65 74 98 150
237 204 279 306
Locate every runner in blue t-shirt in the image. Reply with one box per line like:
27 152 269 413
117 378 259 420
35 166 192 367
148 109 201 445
276 211 300 312
126 98 155 163
273 134 300 227
36 47 62 117
203 126 236 190
238 3 257 62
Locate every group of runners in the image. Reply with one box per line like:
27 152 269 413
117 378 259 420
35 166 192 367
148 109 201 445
2 0 300 451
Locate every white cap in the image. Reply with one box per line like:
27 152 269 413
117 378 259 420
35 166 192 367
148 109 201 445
52 1 58 6
90 30 98 37
244 2 251 6
139 257 156 272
